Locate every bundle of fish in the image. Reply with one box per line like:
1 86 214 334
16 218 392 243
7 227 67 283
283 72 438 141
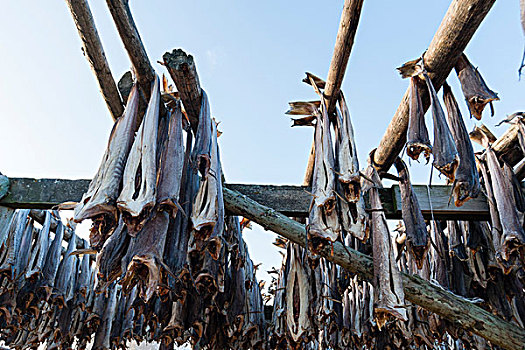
277 65 525 348
0 209 99 349
71 73 265 349
399 54 499 206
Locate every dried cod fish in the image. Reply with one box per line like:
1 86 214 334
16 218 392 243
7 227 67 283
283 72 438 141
118 75 161 235
407 77 431 162
363 163 407 328
285 244 310 343
307 79 341 250
394 158 429 269
455 53 498 120
423 72 459 180
122 210 170 302
73 84 140 229
189 92 225 261
442 83 480 206
25 211 51 280
334 93 360 202
39 221 65 300
477 127 525 262
157 99 185 218
96 218 130 289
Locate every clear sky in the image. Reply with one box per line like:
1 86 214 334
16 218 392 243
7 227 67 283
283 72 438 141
1 1 524 285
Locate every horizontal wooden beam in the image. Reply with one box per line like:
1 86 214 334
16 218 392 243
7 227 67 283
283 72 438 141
0 177 491 220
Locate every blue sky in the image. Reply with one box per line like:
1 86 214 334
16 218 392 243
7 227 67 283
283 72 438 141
1 1 524 284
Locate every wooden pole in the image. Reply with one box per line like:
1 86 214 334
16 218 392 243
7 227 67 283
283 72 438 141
163 49 202 131
65 0 124 121
324 0 364 116
372 0 496 172
302 0 365 187
223 187 525 350
106 0 155 93
492 124 524 167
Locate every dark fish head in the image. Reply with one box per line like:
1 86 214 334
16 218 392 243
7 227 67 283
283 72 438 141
406 143 432 163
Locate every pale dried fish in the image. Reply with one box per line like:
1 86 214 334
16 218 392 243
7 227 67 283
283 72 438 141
285 244 310 343
307 78 341 251
118 75 161 235
363 163 407 328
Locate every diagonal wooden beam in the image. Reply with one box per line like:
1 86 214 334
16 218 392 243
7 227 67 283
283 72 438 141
223 187 525 350
65 0 124 121
373 0 496 172
106 0 155 93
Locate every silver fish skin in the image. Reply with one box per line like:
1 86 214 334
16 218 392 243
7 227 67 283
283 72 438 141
26 211 52 279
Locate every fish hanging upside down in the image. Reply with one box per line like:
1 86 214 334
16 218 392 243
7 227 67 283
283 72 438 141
423 72 459 181
74 84 140 248
363 159 407 328
306 76 341 252
406 76 431 162
454 53 499 121
394 157 429 269
442 83 481 207
118 75 162 235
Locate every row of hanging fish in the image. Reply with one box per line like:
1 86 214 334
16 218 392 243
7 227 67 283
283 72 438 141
68 72 266 348
400 53 498 207
0 209 100 349
280 57 525 348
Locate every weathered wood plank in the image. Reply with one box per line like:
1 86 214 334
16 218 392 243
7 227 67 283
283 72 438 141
0 174 8 200
391 184 489 221
223 187 525 350
373 0 496 172
0 177 494 220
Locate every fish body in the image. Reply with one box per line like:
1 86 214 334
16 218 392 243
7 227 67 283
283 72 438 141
443 83 481 206
74 84 140 224
118 76 161 235
407 77 431 162
424 73 459 180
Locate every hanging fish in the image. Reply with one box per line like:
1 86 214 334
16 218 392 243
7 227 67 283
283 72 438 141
362 163 407 328
285 244 311 344
51 231 77 307
25 211 51 280
454 53 499 120
307 78 341 251
407 76 431 162
118 75 161 235
121 210 170 302
442 83 481 206
394 158 430 269
334 93 360 202
476 127 525 262
38 221 65 300
189 116 225 261
285 100 320 127
157 99 185 218
423 72 459 181
96 218 130 289
73 84 140 230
